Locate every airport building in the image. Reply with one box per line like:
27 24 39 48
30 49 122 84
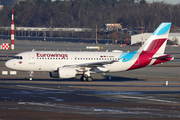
131 33 180 45
104 23 122 31
0 26 92 37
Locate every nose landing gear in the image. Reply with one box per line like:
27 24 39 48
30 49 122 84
29 71 33 81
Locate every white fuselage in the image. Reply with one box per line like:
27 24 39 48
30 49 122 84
5 51 137 73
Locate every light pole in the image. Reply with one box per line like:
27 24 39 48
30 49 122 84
108 34 109 44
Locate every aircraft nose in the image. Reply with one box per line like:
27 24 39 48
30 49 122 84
5 60 13 69
5 60 10 68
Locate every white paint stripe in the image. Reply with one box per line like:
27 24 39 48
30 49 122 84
117 95 178 103
48 97 64 101
16 85 66 92
24 102 139 115
10 71 17 75
2 71 8 75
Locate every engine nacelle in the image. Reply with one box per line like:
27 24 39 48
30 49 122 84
49 67 77 78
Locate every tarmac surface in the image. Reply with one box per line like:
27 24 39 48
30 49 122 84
0 81 180 120
0 39 180 119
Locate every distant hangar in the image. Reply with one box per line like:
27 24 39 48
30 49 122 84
131 33 180 45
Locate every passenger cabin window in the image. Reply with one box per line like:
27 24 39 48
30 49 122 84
13 56 23 59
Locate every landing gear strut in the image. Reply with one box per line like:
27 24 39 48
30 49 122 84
29 71 34 81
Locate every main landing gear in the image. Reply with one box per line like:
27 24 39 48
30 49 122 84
81 75 93 82
81 71 93 82
29 71 33 81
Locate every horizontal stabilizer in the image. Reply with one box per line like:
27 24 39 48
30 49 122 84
152 55 174 61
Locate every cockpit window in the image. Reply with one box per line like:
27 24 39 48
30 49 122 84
13 56 23 59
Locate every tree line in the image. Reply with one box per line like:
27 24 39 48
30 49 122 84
1 0 180 29
0 0 180 40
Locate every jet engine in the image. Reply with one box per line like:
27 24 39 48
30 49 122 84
49 67 77 78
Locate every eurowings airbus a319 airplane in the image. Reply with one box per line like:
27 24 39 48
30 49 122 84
5 22 174 81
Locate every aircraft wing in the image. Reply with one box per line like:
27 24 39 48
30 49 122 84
77 60 118 67
64 60 118 68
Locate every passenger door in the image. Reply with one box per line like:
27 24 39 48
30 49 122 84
29 52 35 64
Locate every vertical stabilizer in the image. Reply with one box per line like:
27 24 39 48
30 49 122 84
139 22 171 54
128 23 172 70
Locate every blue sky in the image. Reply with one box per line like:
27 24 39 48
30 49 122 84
51 0 180 5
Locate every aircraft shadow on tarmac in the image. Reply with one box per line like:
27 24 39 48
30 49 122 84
0 76 145 82
102 75 145 82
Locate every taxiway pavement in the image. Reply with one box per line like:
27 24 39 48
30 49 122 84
0 80 180 119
